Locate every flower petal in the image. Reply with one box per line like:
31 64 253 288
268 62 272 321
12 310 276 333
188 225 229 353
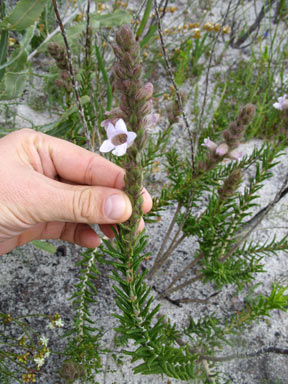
100 139 115 153
115 119 127 134
216 143 229 156
273 102 281 110
112 143 127 156
229 150 243 161
101 119 111 129
107 122 117 138
126 131 137 146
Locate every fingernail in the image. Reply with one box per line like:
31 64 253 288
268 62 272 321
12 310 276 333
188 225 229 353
104 194 127 220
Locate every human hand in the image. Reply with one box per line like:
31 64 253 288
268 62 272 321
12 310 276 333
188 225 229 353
0 129 152 255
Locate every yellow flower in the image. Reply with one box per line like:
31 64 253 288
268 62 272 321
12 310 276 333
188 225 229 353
222 25 231 34
8 37 16 47
203 22 214 31
188 22 200 29
74 13 83 22
193 28 202 39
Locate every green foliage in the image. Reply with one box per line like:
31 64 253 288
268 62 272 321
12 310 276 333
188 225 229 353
136 0 153 40
199 145 281 288
0 313 53 383
97 233 200 381
173 34 211 84
64 249 103 382
0 24 35 100
45 10 132 49
186 284 288 352
0 0 49 31
214 35 288 139
95 43 112 111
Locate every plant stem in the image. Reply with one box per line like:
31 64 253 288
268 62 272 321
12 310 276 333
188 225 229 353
147 203 182 279
153 0 195 168
161 272 202 297
202 346 288 362
159 252 204 297
28 5 86 61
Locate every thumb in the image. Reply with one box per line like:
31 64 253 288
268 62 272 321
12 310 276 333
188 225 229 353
31 179 132 225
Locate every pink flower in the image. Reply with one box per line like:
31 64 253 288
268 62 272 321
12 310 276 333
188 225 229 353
273 94 288 110
143 113 160 130
215 143 229 157
228 150 243 161
100 119 137 156
202 137 217 151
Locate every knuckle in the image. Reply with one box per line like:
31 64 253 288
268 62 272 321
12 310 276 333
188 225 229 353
19 128 35 135
84 156 97 185
73 188 98 222
7 128 35 141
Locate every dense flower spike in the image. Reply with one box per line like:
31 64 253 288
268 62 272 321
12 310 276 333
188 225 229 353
218 168 243 201
47 42 69 71
109 24 157 231
109 24 156 245
199 104 256 174
107 25 158 155
100 119 137 156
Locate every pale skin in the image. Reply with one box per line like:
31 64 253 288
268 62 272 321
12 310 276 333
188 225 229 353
0 129 152 255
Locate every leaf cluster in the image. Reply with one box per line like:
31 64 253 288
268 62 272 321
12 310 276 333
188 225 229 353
97 232 202 381
64 249 103 381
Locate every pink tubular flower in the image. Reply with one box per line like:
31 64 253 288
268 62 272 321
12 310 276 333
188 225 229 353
228 150 243 161
100 119 136 156
215 143 229 157
143 113 160 130
273 94 288 110
202 137 217 151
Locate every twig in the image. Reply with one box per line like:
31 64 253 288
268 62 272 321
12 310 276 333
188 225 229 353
149 0 169 25
147 203 182 279
163 233 186 258
148 190 194 278
159 252 204 297
273 0 285 24
153 0 195 168
194 0 233 154
28 4 86 61
221 169 288 263
52 0 92 151
176 297 214 304
160 272 202 297
201 359 217 384
132 0 148 28
230 0 278 48
155 229 186 267
202 346 288 362
159 0 169 19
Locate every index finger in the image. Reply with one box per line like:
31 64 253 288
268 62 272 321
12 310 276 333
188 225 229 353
44 133 125 189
